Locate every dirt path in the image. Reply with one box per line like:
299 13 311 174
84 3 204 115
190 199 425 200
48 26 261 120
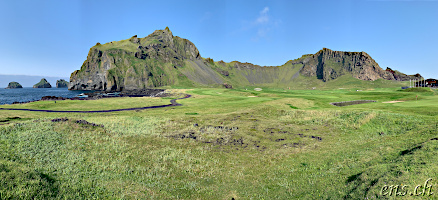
382 101 404 103
0 95 191 113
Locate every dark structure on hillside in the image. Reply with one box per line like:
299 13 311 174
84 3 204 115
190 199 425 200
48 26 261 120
414 79 437 87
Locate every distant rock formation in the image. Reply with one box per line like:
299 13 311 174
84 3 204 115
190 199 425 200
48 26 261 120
33 78 52 88
69 28 422 91
295 48 422 81
385 67 422 81
5 81 23 89
223 83 233 89
56 79 69 88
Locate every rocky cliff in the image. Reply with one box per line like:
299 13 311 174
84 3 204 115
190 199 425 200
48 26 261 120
69 28 421 91
297 48 394 81
56 79 69 88
33 78 52 88
385 67 422 81
294 48 424 81
69 27 200 91
5 81 23 89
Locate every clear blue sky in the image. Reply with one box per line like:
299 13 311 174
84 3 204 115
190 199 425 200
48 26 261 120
0 0 437 79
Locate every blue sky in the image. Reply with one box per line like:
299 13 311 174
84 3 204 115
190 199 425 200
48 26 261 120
0 0 437 79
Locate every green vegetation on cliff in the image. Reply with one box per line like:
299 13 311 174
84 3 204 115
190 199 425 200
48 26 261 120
386 67 422 81
70 28 202 91
5 81 22 89
69 28 420 91
33 78 52 88
56 79 69 88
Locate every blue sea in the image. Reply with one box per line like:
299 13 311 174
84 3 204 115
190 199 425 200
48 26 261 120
0 87 92 105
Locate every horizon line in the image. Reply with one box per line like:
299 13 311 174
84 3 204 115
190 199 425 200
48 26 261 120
0 74 69 78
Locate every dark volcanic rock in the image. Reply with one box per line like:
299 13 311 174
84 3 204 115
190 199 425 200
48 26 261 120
56 79 69 88
120 89 165 97
299 48 395 81
75 119 104 128
41 96 67 100
33 78 52 88
129 35 140 44
385 67 422 81
219 70 229 76
69 27 201 92
51 118 68 122
223 83 233 89
51 118 104 128
5 81 23 89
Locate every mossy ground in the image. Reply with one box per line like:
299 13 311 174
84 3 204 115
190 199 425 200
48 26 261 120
0 87 437 199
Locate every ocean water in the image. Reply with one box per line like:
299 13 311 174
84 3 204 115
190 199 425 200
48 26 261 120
0 87 92 105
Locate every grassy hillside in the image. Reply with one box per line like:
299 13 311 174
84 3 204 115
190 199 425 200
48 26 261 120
1 87 437 199
180 58 408 89
70 28 414 91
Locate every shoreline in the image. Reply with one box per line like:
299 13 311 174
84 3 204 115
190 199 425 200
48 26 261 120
4 89 167 105
0 93 191 113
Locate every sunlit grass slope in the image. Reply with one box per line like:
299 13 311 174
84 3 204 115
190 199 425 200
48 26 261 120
0 87 437 199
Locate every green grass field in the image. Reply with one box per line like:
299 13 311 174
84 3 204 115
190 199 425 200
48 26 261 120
0 87 437 199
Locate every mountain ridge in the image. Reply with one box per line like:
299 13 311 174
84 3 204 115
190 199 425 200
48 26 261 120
69 28 422 91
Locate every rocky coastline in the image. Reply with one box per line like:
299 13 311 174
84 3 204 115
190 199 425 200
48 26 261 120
9 89 168 105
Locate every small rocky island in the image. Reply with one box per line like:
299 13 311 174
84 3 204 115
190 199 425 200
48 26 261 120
33 78 52 88
56 79 69 88
5 81 23 89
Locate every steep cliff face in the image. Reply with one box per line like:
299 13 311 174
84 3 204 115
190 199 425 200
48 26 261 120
70 28 420 91
385 67 423 81
298 48 395 81
56 79 69 88
69 27 201 91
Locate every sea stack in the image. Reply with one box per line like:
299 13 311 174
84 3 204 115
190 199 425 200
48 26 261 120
33 78 52 88
5 81 23 89
56 79 69 88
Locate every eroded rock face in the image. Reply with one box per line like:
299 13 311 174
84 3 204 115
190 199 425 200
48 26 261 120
33 78 52 88
385 67 423 81
69 27 201 91
69 28 420 91
5 81 23 89
69 48 111 91
223 83 233 89
299 48 396 81
56 79 69 88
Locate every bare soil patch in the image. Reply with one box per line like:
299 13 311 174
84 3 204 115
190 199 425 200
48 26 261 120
382 101 405 103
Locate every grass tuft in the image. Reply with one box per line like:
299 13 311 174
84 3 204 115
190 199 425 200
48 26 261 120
0 87 437 198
